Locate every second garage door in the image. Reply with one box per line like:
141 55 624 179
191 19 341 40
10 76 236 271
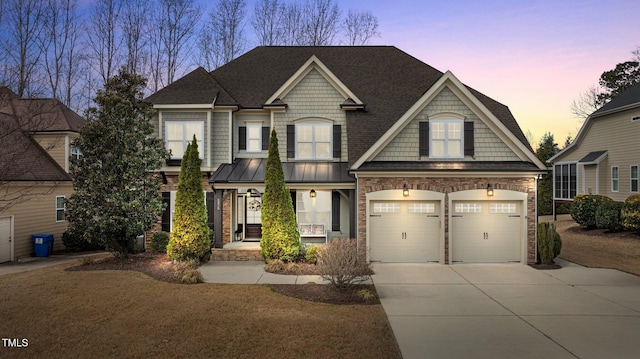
451 201 522 263
369 200 441 262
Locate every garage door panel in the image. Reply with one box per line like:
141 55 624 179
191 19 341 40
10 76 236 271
451 201 521 263
370 201 440 263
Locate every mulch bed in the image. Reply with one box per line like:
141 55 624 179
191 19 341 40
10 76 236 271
66 253 378 305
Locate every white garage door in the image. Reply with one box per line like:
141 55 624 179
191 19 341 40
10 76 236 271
370 200 440 262
451 201 521 263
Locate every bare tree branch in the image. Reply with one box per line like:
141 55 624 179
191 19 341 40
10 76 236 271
342 9 380 46
570 85 602 120
251 0 285 46
301 0 340 46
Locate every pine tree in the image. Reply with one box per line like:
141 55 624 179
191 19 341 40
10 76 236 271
260 129 300 261
167 136 211 261
66 69 168 257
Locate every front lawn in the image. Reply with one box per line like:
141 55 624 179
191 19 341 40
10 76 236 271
0 262 400 358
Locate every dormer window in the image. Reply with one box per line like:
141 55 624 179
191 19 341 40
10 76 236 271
70 145 82 160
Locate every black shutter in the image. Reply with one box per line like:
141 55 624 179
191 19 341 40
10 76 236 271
332 191 340 231
239 127 246 150
161 192 171 232
419 122 429 156
262 127 270 150
287 125 295 158
464 121 474 156
206 192 215 230
333 124 341 158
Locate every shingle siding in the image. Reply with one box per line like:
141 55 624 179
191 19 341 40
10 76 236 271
373 87 520 162
212 111 230 167
274 68 348 162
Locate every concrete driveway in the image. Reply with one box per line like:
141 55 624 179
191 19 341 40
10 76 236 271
372 259 640 359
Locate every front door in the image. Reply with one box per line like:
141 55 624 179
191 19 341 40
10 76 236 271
0 217 12 263
245 196 262 240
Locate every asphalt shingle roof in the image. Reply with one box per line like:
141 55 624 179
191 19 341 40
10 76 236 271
0 87 84 181
145 46 532 166
591 82 640 117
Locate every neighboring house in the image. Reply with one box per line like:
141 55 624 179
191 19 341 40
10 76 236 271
550 82 640 209
146 46 546 264
0 87 85 262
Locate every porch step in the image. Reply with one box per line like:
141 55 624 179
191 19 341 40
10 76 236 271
211 248 262 261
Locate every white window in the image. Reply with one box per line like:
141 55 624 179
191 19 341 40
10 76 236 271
56 196 65 222
246 123 262 152
296 122 332 159
430 120 463 159
454 203 482 213
408 203 435 214
373 202 400 213
297 191 331 228
612 166 619 192
489 203 517 214
631 165 638 192
632 116 640 122
70 145 82 160
165 121 204 159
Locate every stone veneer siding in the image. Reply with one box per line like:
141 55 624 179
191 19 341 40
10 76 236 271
356 176 537 264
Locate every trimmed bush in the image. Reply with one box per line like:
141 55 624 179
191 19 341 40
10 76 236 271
570 194 612 228
317 238 372 290
537 222 562 265
260 129 300 261
622 194 640 233
150 231 170 254
595 201 625 232
167 137 211 262
304 245 320 264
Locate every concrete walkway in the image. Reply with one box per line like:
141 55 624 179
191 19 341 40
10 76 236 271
0 252 106 276
372 259 640 359
198 260 334 284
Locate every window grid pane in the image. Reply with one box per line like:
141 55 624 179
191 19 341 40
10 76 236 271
408 203 435 214
489 203 516 214
454 203 482 213
296 123 332 159
612 166 619 192
165 121 204 159
632 166 639 192
373 203 400 213
430 120 463 158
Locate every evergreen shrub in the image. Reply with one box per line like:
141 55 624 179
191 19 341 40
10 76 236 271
595 201 625 232
622 194 640 233
570 194 612 228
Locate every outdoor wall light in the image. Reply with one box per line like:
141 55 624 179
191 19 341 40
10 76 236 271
487 183 494 197
403 184 409 197
310 189 317 198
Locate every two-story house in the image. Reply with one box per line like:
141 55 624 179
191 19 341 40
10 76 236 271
550 82 640 210
0 87 85 262
146 46 545 264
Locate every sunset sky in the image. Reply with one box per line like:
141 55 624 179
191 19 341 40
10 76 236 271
350 0 639 148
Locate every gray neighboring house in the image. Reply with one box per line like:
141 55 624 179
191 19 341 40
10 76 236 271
146 46 545 264
550 82 640 210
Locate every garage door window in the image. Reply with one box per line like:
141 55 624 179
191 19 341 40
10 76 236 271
373 203 400 213
454 203 481 213
408 203 435 213
489 203 517 213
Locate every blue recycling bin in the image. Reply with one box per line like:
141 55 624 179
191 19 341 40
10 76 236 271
32 234 54 257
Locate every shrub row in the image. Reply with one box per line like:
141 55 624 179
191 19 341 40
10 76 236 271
571 194 640 233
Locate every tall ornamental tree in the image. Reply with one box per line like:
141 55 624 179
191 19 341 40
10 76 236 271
66 69 168 257
260 129 300 261
167 136 211 261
